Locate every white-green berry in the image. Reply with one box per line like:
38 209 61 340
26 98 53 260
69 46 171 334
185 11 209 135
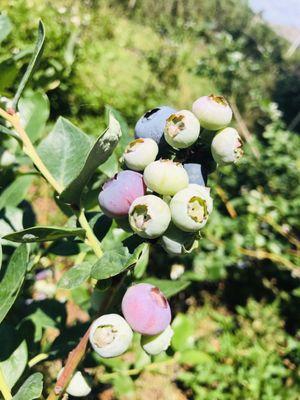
58 370 91 397
211 127 243 165
170 184 213 232
143 160 189 196
164 110 200 149
124 138 158 171
159 224 198 256
89 314 133 358
141 325 174 355
129 195 171 238
192 94 232 130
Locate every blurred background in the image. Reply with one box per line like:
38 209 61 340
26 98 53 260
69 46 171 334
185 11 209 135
0 0 299 398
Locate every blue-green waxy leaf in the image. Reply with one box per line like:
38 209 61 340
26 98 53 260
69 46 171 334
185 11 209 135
141 278 190 298
91 247 131 280
12 20 45 110
13 373 43 400
18 91 49 143
60 112 122 204
0 175 33 212
0 324 28 390
37 117 92 189
58 262 93 289
3 226 86 243
0 245 28 324
0 14 12 43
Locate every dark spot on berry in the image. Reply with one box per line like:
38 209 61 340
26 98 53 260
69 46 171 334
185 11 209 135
144 108 161 119
150 287 168 308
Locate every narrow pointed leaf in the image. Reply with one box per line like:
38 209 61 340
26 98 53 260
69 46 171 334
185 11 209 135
60 112 121 204
3 226 86 243
12 20 45 109
0 245 28 324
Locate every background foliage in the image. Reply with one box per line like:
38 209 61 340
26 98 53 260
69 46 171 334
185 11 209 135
0 0 299 398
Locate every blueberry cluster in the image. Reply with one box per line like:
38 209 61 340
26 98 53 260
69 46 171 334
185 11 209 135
98 94 243 256
89 283 173 358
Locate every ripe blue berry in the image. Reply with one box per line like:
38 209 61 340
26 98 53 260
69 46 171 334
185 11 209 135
135 106 176 144
184 163 207 186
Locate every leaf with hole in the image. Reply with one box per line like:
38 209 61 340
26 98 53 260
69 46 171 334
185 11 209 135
60 112 121 204
3 226 86 243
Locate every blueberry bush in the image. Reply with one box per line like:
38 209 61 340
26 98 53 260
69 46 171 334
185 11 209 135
0 1 299 399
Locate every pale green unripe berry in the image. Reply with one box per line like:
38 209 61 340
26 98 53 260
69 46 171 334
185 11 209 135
159 224 198 256
89 314 133 358
211 127 243 165
144 160 189 195
129 195 171 238
124 138 158 171
164 110 200 149
58 369 91 397
192 94 232 130
170 184 213 232
141 325 174 355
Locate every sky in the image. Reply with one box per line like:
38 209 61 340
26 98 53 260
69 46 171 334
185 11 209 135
249 0 300 28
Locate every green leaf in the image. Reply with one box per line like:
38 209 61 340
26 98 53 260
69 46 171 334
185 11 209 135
0 325 28 390
0 124 22 143
60 112 121 204
142 278 190 298
58 262 92 289
12 20 45 110
13 373 43 400
0 14 12 43
3 226 85 243
0 245 28 324
132 243 150 279
25 308 55 342
18 91 49 143
37 117 92 189
0 242 2 270
91 247 131 280
171 314 195 351
0 175 33 212
179 350 213 366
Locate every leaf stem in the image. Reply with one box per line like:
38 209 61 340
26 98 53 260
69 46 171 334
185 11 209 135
78 210 103 258
0 366 12 400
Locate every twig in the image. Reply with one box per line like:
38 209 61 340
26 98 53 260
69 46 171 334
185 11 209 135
215 185 237 218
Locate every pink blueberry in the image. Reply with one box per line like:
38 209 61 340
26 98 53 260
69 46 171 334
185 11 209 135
121 283 171 335
98 170 146 218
